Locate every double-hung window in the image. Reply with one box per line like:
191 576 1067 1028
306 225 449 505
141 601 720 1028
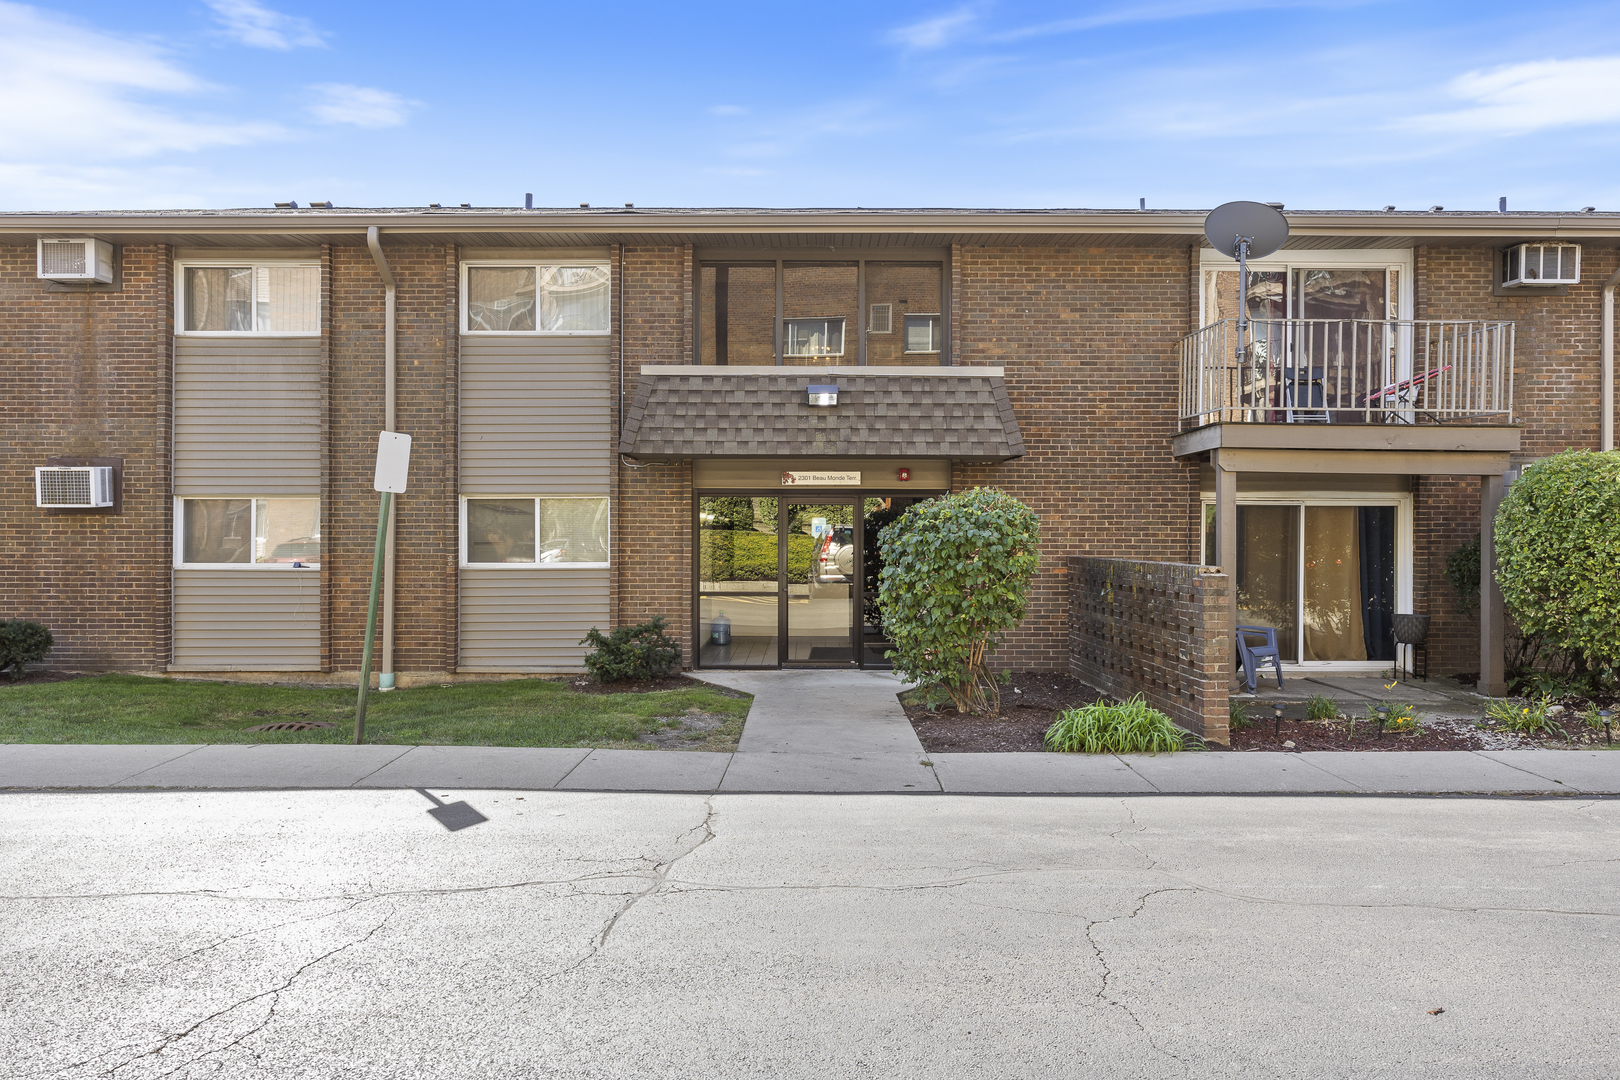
904 314 942 353
175 498 321 568
177 261 320 334
461 497 610 567
462 263 611 333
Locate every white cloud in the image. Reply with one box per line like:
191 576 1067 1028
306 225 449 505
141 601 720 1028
205 0 325 50
307 84 417 128
0 2 283 162
1404 57 1620 136
888 6 978 50
988 0 1347 42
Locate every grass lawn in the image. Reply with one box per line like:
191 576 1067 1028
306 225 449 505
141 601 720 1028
0 675 751 751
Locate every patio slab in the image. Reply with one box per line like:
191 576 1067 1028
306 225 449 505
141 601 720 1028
0 744 205 789
1473 750 1620 793
557 749 732 791
719 752 938 792
112 744 411 788
356 746 591 789
1119 751 1354 792
1300 751 1562 793
931 752 1156 793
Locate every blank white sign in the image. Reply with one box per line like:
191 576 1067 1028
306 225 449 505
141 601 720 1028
374 431 411 493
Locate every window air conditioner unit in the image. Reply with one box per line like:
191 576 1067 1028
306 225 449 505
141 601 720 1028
35 466 114 508
1501 242 1580 287
37 238 114 283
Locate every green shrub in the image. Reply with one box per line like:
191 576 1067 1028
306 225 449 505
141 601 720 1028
1445 534 1482 616
580 616 680 683
1305 693 1338 721
0 620 53 680
1228 699 1252 730
877 488 1041 714
1495 451 1620 678
1484 694 1567 738
699 532 813 582
1044 694 1192 754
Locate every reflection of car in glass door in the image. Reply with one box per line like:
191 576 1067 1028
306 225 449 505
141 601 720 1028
808 525 854 597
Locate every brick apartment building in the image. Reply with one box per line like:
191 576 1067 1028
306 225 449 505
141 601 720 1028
3 206 1615 701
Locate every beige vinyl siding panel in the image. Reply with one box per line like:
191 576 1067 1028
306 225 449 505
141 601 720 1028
174 337 322 496
458 569 609 671
171 570 321 670
459 337 612 493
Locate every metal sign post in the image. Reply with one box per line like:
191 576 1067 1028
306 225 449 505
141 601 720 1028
355 431 411 744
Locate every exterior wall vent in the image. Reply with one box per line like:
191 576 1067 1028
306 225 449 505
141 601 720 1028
35 466 114 508
37 238 114 283
868 303 893 333
1501 242 1581 287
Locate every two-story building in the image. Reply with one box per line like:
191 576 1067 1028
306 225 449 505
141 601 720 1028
3 205 1615 716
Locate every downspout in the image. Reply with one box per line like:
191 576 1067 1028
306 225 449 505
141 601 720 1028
366 226 398 690
1603 263 1620 452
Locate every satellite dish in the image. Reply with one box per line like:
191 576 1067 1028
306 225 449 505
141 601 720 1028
1204 201 1289 260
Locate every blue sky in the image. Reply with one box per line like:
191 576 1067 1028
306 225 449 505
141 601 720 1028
2 0 1618 211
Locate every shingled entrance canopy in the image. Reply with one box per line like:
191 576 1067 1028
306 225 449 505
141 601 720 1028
620 366 1025 461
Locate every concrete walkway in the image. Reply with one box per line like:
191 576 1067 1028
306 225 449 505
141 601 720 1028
2 670 1616 794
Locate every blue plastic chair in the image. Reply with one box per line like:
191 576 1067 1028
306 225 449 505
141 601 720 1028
1236 625 1285 694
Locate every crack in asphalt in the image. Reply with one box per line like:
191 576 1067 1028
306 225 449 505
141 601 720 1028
83 914 393 1080
161 898 373 967
514 796 721 1003
1084 887 1194 1076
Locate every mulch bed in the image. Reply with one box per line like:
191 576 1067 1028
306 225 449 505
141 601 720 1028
0 669 93 687
568 673 747 697
905 671 1619 753
905 672 1098 753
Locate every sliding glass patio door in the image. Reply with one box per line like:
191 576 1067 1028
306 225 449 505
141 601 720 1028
1207 501 1402 665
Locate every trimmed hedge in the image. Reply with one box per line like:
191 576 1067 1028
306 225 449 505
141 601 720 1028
701 531 814 582
0 620 53 680
1495 450 1620 675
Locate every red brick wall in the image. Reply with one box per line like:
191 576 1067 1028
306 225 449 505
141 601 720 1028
0 243 173 671
326 242 457 675
951 245 1199 671
1413 245 1618 675
1069 557 1231 743
619 246 695 662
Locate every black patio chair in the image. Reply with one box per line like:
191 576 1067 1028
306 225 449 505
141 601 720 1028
1236 625 1285 694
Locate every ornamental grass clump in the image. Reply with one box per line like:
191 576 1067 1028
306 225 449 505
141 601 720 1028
1044 694 1193 754
877 487 1040 715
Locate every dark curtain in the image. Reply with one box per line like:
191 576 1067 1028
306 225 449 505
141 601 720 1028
1358 507 1396 660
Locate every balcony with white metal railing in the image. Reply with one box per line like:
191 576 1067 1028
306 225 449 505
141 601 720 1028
1178 318 1515 430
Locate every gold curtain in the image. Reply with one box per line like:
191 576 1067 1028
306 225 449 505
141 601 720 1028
1302 507 1366 661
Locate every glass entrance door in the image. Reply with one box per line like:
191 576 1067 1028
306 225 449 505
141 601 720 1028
786 500 857 664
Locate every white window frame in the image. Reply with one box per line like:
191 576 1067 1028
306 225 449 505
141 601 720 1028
173 496 321 570
903 312 943 354
1199 490 1413 672
459 261 612 336
174 259 322 337
1198 247 1414 325
782 316 847 358
459 495 611 569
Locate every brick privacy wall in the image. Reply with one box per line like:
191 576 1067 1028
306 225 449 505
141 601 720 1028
1412 245 1619 675
1068 557 1231 743
618 246 695 663
0 243 172 671
952 246 1199 671
327 243 457 674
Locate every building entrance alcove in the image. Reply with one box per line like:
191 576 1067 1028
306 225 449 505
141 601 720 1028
696 492 933 669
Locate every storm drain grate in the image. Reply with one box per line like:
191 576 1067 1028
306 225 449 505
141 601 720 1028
245 720 339 732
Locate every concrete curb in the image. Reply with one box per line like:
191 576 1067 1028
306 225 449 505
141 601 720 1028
3 744 1617 795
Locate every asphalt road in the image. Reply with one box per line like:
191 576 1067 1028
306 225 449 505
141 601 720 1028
3 791 1617 1079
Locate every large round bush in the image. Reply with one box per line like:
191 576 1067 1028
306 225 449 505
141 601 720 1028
1495 450 1620 676
877 487 1041 714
